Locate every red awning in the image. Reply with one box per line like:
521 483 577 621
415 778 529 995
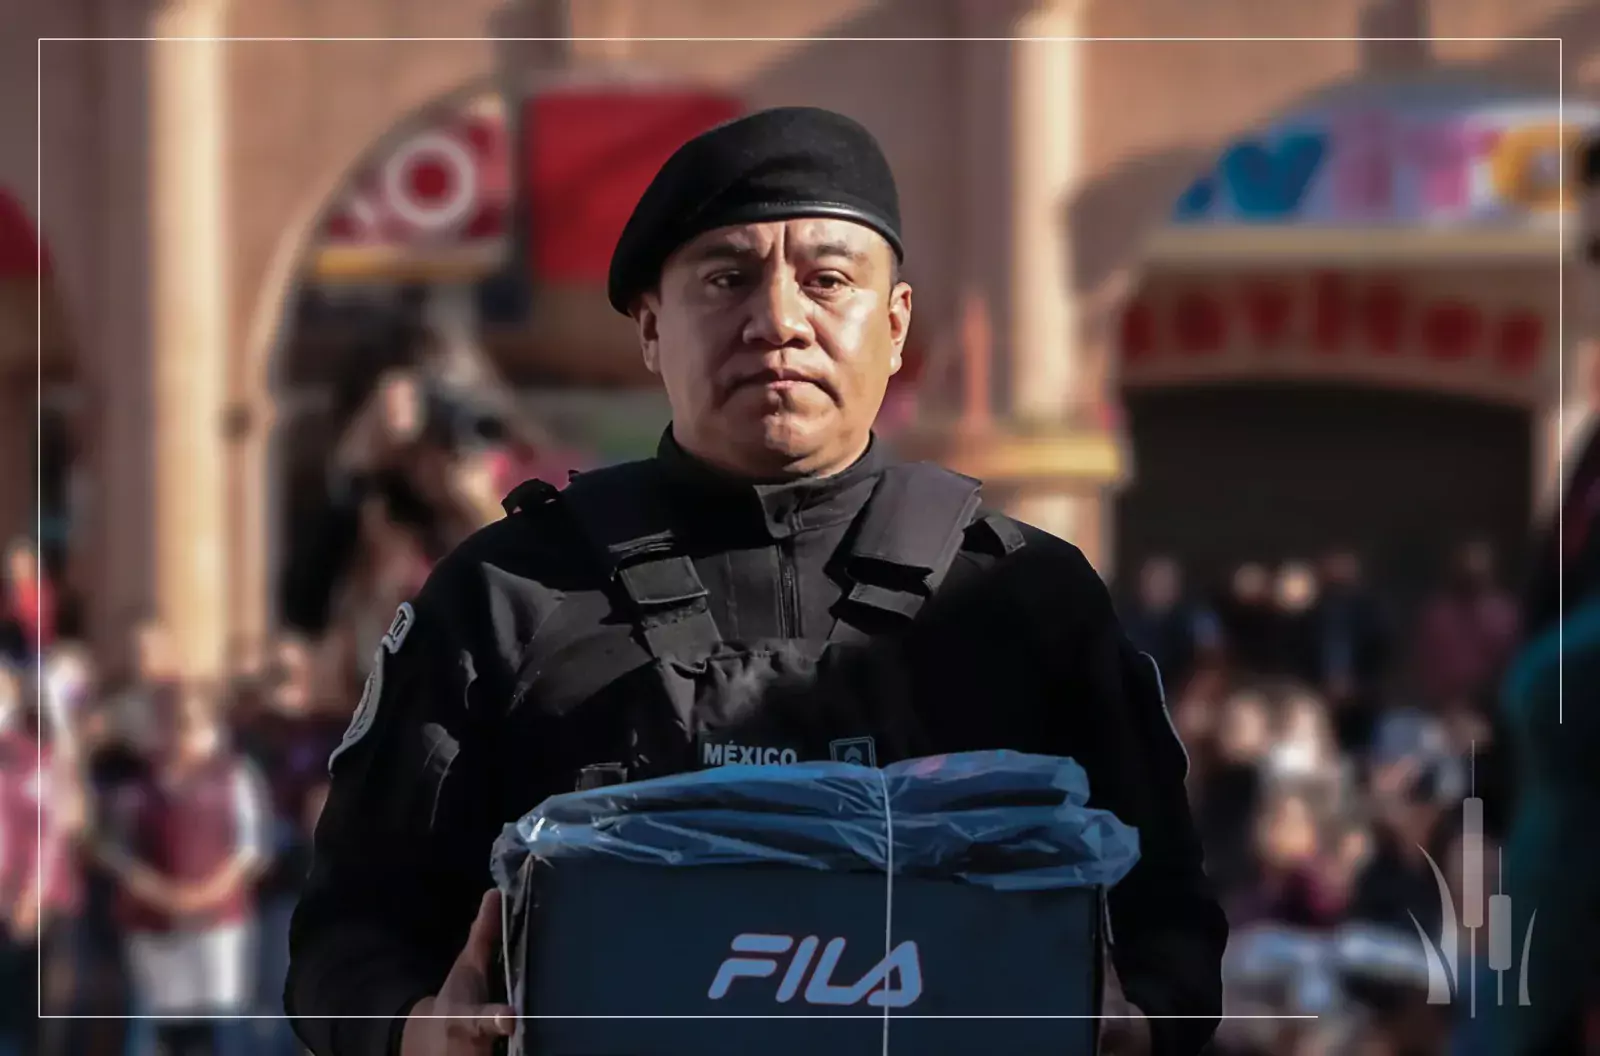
0 190 49 280
524 89 744 285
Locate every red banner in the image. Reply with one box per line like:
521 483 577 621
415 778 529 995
524 89 743 285
0 191 48 281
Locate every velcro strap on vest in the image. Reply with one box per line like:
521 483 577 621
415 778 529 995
846 462 982 589
828 463 983 637
619 559 709 609
561 460 680 572
845 580 927 619
560 460 723 658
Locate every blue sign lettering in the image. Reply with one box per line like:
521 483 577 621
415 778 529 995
1220 131 1327 220
1172 129 1328 223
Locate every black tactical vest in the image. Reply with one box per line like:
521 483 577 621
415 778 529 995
523 458 1024 787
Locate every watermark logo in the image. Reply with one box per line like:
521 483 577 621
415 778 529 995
1411 754 1535 1013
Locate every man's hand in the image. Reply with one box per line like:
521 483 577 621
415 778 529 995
400 889 516 1056
1101 963 1152 1056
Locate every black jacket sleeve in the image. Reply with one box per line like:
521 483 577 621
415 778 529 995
1100 637 1228 1055
286 551 512 1056
1013 540 1229 1056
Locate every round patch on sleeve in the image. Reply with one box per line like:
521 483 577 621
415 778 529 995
327 602 414 773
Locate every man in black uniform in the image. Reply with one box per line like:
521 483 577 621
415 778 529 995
286 106 1227 1056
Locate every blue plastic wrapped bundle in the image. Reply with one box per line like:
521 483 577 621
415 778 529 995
491 749 1140 894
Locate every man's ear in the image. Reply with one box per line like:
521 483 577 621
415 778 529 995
887 280 912 370
634 293 662 375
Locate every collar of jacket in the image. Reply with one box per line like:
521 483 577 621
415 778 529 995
654 427 887 541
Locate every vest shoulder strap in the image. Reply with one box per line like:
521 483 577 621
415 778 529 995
845 461 984 587
965 511 1028 558
828 462 985 642
558 460 722 659
559 460 679 571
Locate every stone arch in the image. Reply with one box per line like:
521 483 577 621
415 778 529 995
229 70 504 657
241 75 501 403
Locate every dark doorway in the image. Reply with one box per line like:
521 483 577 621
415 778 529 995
1114 383 1534 605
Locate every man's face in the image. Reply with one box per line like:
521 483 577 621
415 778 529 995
634 218 912 478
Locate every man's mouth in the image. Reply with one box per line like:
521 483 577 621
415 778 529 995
732 367 829 397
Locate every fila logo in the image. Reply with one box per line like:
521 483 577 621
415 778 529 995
701 742 800 767
707 933 923 1008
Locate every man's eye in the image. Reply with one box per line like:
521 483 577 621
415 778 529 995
809 272 848 291
706 271 747 290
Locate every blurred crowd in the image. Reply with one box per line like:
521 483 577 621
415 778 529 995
0 323 593 1056
1115 542 1530 1055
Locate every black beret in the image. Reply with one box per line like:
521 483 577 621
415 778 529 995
606 106 904 314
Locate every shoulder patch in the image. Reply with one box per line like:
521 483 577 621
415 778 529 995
382 602 415 655
329 602 414 773
501 479 559 516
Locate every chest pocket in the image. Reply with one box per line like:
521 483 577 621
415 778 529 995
554 459 992 783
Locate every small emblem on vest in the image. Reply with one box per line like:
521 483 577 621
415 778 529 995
829 737 877 767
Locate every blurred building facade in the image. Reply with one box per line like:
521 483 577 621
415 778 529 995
3 0 1597 679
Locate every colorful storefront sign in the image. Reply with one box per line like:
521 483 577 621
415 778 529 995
1172 90 1600 229
313 92 511 281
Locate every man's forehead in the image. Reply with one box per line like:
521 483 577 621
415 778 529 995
678 218 886 260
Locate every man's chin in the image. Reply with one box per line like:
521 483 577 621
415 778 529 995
713 417 830 476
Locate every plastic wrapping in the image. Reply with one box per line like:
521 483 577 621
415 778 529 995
492 750 1139 894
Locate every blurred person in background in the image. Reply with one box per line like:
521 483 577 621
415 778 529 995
328 368 428 506
1 539 55 667
1345 751 1454 942
1264 688 1348 817
1197 686 1274 895
0 665 37 1056
1218 563 1278 673
73 621 183 1056
1309 549 1393 751
1168 669 1225 798
1271 562 1322 684
283 365 434 637
317 494 433 705
94 679 268 1056
1234 791 1345 929
1120 555 1222 692
234 635 346 1056
1411 539 1519 713
39 646 91 769
0 663 86 1056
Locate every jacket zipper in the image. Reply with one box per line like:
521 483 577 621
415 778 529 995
778 538 800 637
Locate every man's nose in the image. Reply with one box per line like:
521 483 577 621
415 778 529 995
742 269 813 348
